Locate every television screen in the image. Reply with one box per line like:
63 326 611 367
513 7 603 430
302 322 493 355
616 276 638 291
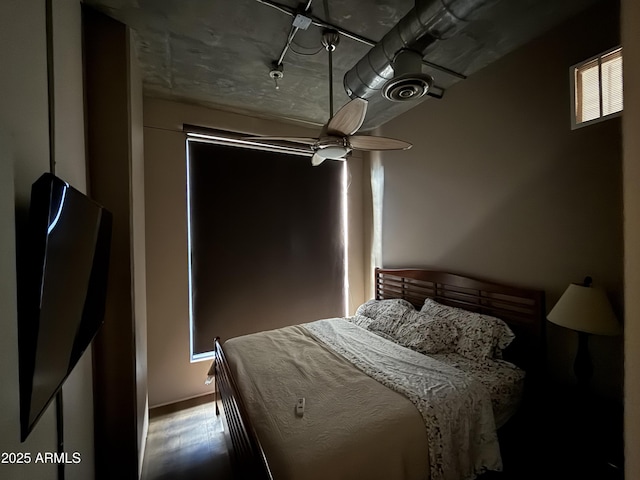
18 172 112 442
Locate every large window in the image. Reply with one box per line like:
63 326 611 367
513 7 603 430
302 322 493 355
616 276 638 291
186 136 347 361
571 47 623 128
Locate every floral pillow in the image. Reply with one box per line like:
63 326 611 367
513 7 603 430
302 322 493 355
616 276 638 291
356 299 415 340
394 311 459 355
420 298 515 362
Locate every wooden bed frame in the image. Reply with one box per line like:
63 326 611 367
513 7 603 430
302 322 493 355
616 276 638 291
213 335 273 479
213 268 546 479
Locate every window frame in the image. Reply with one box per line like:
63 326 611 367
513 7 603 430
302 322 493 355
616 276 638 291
570 46 623 130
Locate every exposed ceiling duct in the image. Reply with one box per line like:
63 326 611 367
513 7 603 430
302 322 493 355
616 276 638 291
381 49 434 102
344 0 494 101
84 0 603 131
343 0 497 127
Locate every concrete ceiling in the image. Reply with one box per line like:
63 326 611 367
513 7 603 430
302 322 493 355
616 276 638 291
84 0 603 131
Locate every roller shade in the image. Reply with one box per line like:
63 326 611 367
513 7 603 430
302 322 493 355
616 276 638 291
187 139 345 357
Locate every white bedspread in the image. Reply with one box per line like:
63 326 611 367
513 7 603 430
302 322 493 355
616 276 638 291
303 318 502 480
224 321 430 480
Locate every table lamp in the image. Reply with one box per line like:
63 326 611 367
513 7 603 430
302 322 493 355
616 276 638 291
547 277 621 391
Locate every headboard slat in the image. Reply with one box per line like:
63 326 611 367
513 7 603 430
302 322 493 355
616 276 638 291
375 268 546 378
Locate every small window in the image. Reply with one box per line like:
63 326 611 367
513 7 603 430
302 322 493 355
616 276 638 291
571 47 623 129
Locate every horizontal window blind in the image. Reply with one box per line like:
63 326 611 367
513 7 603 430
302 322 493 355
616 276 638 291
573 47 623 126
575 59 600 123
601 48 623 116
187 138 346 358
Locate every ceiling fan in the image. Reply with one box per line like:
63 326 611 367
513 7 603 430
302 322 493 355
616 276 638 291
248 30 413 166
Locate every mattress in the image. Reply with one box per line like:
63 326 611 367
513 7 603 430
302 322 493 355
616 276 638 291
223 318 504 480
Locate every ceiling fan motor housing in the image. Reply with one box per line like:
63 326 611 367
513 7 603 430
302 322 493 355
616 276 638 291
382 49 434 102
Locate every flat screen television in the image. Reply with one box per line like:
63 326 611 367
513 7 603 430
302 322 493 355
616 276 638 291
18 172 113 442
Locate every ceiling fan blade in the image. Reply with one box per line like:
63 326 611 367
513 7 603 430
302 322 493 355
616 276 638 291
326 98 368 136
311 152 326 167
243 136 318 145
348 135 412 151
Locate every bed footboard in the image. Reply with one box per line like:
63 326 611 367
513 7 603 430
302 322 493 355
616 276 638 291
214 337 273 480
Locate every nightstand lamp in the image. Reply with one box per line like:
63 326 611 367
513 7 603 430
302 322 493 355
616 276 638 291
547 277 621 391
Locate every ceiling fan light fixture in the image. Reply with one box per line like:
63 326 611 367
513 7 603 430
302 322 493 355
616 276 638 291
317 145 350 160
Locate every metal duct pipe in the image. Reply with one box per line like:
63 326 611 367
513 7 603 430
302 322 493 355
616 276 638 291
344 0 493 100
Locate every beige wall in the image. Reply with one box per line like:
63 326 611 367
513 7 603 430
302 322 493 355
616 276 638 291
144 98 367 406
83 7 148 477
623 0 640 476
379 2 623 398
130 37 149 476
0 1 95 479
144 121 200 407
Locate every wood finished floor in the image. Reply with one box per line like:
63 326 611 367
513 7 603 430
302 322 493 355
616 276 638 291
141 394 233 480
139 395 570 480
140 394 519 480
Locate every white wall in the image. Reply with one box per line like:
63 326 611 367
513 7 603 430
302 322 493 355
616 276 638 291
0 1 95 479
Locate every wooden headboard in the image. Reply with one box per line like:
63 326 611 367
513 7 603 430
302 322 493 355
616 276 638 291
375 268 546 378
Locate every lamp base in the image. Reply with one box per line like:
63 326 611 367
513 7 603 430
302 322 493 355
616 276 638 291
574 331 593 391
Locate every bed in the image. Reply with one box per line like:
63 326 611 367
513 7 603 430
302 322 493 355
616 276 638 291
213 268 545 480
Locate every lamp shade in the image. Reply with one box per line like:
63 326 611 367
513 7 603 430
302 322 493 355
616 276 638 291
547 284 621 336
